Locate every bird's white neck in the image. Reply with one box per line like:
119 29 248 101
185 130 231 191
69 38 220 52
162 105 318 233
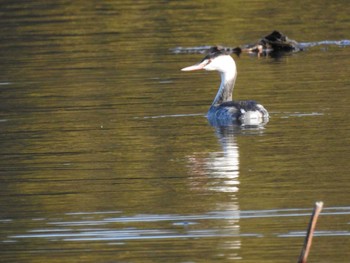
211 69 237 107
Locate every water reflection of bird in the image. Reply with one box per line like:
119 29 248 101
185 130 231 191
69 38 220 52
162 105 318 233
182 46 269 126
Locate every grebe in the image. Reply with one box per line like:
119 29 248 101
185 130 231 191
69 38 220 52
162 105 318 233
181 46 269 126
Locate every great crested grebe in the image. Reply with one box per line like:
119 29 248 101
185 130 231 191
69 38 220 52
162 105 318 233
181 46 269 126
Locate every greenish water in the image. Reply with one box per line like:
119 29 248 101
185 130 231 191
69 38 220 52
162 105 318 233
0 1 349 262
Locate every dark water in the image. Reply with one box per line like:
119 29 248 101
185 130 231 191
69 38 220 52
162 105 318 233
1 1 350 262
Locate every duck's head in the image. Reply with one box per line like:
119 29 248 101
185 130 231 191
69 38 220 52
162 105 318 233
181 46 236 74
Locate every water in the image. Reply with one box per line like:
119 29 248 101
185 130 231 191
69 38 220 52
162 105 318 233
0 1 349 262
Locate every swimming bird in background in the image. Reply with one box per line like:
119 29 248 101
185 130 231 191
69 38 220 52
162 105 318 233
181 46 269 126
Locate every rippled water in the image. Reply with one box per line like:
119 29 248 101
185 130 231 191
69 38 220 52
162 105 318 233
1 1 350 262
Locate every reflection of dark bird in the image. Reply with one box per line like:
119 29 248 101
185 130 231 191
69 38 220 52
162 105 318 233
182 46 269 126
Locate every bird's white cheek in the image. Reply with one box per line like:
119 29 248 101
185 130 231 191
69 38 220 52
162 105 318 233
203 64 216 71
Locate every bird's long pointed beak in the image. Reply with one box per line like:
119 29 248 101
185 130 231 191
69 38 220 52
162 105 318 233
181 60 208 71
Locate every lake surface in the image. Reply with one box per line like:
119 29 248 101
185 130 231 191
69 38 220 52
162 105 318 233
1 1 349 262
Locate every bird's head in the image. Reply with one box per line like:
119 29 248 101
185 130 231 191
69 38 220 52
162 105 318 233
181 46 236 74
